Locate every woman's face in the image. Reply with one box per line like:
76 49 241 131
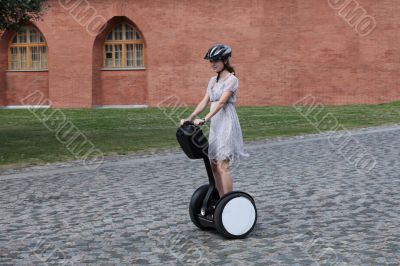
209 59 225 73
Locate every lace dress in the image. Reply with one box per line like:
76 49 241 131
206 73 250 166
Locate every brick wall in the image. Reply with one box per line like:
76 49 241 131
0 0 399 107
5 72 49 105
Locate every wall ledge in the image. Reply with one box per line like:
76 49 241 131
6 70 49 72
101 67 146 71
0 105 50 109
93 105 148 108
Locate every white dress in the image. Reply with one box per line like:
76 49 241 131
206 73 250 166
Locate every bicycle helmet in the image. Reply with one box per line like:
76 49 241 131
204 44 232 61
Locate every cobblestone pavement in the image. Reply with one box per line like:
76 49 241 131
1 125 400 265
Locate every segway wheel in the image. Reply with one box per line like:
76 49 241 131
189 184 210 230
214 192 257 239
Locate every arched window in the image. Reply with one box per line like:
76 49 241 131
8 26 48 70
103 23 145 69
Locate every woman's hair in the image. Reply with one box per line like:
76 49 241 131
216 58 236 82
225 59 235 75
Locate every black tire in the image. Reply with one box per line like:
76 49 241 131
214 192 257 239
189 184 210 230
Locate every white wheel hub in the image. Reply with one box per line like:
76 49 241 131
221 196 256 236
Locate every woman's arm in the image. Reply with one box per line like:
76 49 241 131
187 90 210 120
203 90 233 121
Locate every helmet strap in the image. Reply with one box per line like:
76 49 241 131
216 65 226 82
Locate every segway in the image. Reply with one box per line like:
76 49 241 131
176 120 257 239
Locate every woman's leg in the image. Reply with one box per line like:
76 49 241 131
217 159 233 196
211 159 223 196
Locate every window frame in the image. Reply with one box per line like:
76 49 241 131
102 23 146 70
7 26 48 72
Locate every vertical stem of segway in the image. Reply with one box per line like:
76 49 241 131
201 156 216 215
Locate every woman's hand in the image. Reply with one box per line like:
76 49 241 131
180 118 192 126
193 118 205 126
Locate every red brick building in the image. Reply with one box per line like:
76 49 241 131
0 0 399 108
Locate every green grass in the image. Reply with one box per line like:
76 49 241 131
1 100 400 168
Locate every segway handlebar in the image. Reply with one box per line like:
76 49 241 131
181 120 207 127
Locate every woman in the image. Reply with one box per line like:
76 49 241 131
180 43 250 197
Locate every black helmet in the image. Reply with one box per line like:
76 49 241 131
204 44 232 61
